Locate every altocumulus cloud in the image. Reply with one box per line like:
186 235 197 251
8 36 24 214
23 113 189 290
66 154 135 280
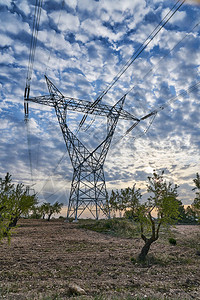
0 0 199 207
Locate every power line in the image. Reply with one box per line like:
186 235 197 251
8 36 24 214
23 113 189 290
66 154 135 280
24 0 43 119
126 20 200 96
77 0 186 131
116 80 200 143
24 0 43 184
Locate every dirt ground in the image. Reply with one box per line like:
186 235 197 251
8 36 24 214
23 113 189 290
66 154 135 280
0 219 200 300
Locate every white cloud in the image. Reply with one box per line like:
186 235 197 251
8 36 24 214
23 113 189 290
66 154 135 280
81 18 124 42
0 0 12 8
0 0 199 206
0 11 30 34
0 49 15 64
16 0 30 15
65 0 77 10
49 11 80 32
0 34 13 47
162 8 186 24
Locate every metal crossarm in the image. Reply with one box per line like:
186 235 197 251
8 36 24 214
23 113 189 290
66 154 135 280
26 95 139 121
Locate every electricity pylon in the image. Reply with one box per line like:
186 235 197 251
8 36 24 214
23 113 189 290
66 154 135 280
25 76 139 220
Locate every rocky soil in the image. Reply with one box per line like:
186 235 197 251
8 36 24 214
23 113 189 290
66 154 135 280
0 219 200 299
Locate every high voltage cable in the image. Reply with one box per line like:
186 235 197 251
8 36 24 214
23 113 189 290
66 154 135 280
24 0 43 184
126 20 200 97
25 0 43 96
77 0 186 131
26 120 33 182
115 80 200 144
115 20 200 141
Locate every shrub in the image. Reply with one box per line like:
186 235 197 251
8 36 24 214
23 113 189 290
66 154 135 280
169 237 177 245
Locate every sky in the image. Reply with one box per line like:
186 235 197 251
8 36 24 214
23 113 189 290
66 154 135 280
0 0 200 212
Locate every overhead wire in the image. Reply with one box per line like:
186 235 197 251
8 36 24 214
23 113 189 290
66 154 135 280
24 0 43 183
126 20 200 97
77 0 186 132
25 0 43 100
113 20 200 143
115 80 200 144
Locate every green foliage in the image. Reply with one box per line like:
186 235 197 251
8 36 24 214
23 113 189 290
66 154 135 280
192 173 200 223
0 173 37 241
136 171 180 261
168 237 177 245
41 201 63 221
78 218 138 238
109 185 141 218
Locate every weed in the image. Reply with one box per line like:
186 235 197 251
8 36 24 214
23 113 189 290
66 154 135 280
78 218 138 238
168 238 177 245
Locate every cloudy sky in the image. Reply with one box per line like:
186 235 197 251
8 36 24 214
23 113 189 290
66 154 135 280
0 0 200 211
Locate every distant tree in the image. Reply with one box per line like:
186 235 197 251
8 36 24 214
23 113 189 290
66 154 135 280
30 205 42 219
103 192 111 218
109 186 141 218
44 201 63 221
39 203 49 219
185 206 197 224
174 199 187 224
123 184 141 220
109 190 118 217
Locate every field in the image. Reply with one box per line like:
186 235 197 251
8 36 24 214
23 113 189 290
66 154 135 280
0 219 200 300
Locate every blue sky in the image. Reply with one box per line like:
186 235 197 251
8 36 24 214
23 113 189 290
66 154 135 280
0 0 200 209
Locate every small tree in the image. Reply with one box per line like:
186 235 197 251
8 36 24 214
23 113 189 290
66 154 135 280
0 173 13 241
192 173 200 223
44 201 63 221
123 184 141 219
109 190 118 217
39 203 49 219
0 173 37 238
185 206 197 224
8 184 37 227
138 172 179 261
136 171 180 261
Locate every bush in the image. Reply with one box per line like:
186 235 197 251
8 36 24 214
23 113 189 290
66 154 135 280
169 237 177 245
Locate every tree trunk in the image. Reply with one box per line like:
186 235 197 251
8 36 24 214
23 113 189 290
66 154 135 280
47 213 52 221
9 216 18 228
138 238 155 261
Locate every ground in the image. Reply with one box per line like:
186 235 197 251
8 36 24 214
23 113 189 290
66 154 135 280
0 219 200 300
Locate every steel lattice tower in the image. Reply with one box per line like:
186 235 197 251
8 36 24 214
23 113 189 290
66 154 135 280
25 76 139 220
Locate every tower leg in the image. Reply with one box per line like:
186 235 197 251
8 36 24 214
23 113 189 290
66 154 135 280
67 165 108 220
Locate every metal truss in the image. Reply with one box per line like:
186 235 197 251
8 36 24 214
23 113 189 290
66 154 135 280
26 76 140 220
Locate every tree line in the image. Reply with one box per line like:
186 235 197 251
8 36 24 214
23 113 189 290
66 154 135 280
1 171 199 260
0 173 63 241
